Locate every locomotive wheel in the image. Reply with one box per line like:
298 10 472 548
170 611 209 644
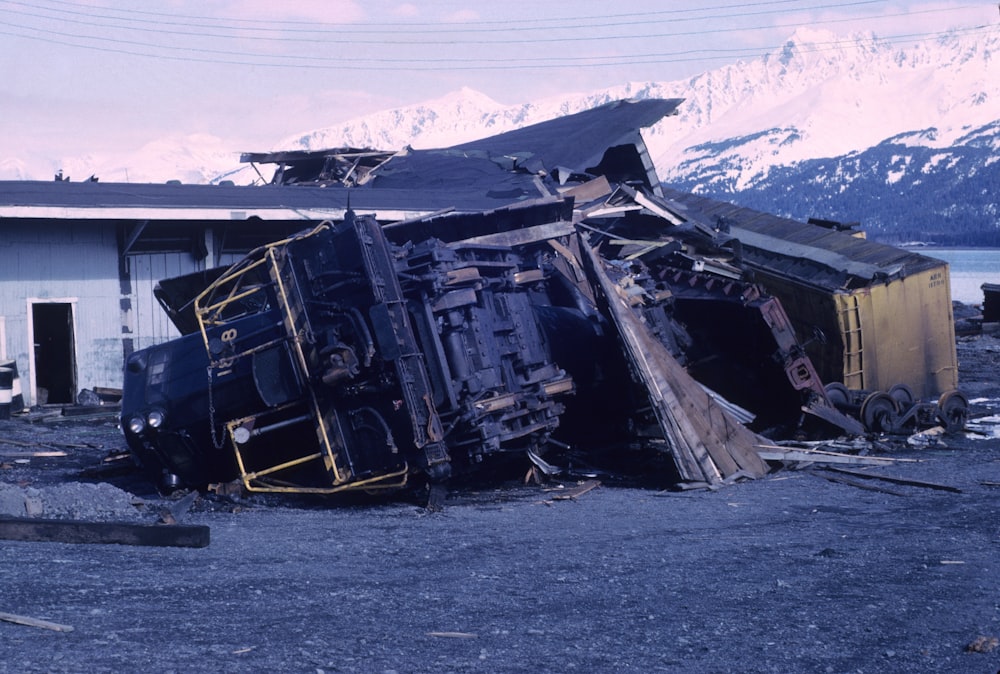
887 383 915 409
824 382 852 409
860 392 899 434
936 390 969 433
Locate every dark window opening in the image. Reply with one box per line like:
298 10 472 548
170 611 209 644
32 303 77 405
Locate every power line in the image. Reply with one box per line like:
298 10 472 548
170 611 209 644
0 20 993 72
16 0 882 31
0 3 986 49
0 0 892 42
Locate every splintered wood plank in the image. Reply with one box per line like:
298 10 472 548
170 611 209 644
581 239 767 482
550 479 601 501
654 350 745 477
821 466 963 493
0 516 210 548
0 612 74 632
756 449 904 466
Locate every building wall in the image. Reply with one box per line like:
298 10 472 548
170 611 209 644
126 249 244 352
0 220 244 406
128 252 206 351
0 221 121 405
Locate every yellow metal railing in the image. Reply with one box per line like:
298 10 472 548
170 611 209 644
191 222 396 494
839 293 865 390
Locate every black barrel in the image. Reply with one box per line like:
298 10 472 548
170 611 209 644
0 367 13 420
0 360 24 413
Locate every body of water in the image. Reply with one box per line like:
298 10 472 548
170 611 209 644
907 248 999 305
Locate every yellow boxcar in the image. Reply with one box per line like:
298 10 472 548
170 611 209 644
659 189 958 400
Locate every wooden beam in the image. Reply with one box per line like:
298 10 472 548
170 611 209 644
550 479 601 501
456 220 575 248
807 470 907 496
0 516 209 548
820 466 962 493
757 449 904 466
121 219 149 256
0 612 74 632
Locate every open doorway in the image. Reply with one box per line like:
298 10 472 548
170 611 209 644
31 302 77 405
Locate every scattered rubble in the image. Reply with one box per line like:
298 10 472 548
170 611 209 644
0 480 141 521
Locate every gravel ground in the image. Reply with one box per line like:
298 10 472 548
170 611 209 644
1 333 998 673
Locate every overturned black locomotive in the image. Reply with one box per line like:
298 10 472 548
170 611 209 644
121 211 599 493
121 196 868 495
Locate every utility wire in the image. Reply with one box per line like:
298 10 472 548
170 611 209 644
0 1 892 42
14 0 883 30
0 21 993 71
0 3 987 48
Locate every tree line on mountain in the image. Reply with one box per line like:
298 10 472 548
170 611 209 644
667 137 1000 247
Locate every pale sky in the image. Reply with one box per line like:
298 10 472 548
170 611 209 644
1 0 995 164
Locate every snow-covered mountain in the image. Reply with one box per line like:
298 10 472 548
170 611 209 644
672 118 1000 244
268 25 1000 242
1 134 253 185
279 26 998 190
5 24 998 242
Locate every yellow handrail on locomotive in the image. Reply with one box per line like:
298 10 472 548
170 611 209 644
193 222 332 355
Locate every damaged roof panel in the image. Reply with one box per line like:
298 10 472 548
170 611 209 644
245 98 683 195
449 98 681 189
659 187 944 287
0 180 551 222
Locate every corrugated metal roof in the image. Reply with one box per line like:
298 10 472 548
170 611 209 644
450 98 682 175
243 98 681 192
0 180 540 221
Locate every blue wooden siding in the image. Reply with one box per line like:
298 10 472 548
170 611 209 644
0 221 121 404
128 251 244 351
129 253 195 350
0 220 249 405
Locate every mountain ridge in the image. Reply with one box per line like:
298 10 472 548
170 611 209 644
4 25 997 243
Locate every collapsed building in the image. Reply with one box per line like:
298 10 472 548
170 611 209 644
110 99 967 494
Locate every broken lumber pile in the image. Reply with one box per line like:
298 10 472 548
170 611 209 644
581 238 768 484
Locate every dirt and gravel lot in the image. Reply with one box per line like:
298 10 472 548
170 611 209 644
1 332 999 674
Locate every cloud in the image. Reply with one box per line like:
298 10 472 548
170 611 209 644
216 0 367 24
391 3 420 19
444 9 480 23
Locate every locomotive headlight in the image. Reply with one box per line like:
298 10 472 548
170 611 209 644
146 409 165 429
127 416 146 435
233 426 251 444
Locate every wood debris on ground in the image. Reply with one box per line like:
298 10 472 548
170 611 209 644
0 611 74 632
537 479 602 505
